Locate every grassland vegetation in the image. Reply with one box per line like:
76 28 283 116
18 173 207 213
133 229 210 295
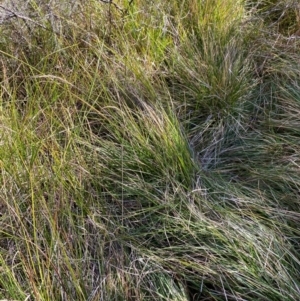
0 0 300 300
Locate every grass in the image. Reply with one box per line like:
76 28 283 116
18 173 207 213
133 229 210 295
0 0 300 300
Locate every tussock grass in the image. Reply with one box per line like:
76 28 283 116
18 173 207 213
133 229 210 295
0 0 300 300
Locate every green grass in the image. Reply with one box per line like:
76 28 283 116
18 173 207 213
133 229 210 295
0 0 300 300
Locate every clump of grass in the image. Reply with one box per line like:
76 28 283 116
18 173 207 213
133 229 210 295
0 0 300 300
